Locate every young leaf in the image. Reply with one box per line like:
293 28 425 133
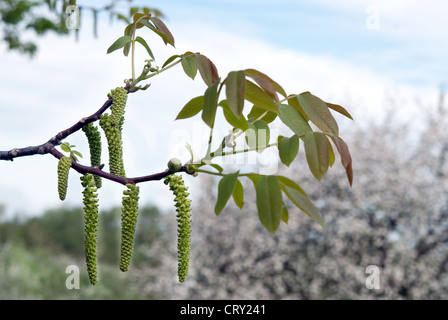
181 54 198 80
330 135 353 186
196 54 219 86
135 36 155 60
277 176 326 231
60 143 71 153
326 102 354 120
247 105 277 124
225 70 246 117
245 80 278 114
219 100 249 131
303 131 330 181
150 17 175 46
215 171 240 215
245 68 286 101
162 54 181 69
298 92 339 136
202 80 220 128
281 206 289 223
245 120 270 152
278 104 312 137
232 179 244 209
255 175 283 233
287 95 308 121
277 135 299 166
107 35 132 54
176 96 204 120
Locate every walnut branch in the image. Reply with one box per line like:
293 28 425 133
0 84 190 185
0 94 114 161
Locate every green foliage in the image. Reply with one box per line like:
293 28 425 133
165 174 192 283
215 171 240 215
57 156 71 201
277 135 300 167
119 184 140 272
81 174 99 285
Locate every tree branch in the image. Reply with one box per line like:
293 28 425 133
0 84 192 185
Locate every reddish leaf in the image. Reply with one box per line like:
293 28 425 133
245 69 285 102
195 54 219 86
331 136 353 186
149 17 175 46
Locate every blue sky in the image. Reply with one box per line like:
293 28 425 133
0 0 446 218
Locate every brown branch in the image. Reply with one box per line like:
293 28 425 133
0 84 192 184
48 145 183 185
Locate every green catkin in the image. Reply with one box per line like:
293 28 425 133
99 87 127 177
119 183 140 272
164 174 192 283
82 123 102 188
57 156 71 201
81 174 99 285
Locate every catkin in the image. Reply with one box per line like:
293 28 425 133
119 183 140 272
99 87 127 177
82 123 102 188
81 174 99 285
164 174 192 283
57 156 71 201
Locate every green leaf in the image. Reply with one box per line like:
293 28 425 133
219 100 249 131
247 105 277 124
281 206 289 223
278 104 312 137
298 92 339 136
181 54 198 80
60 143 70 153
176 96 204 120
123 42 131 57
107 35 132 54
245 120 270 152
149 17 175 46
277 176 325 231
215 171 240 215
208 163 224 173
202 80 220 128
162 54 181 69
232 179 244 209
196 54 219 86
326 102 354 120
303 131 330 181
255 175 283 233
225 71 246 117
245 68 286 100
135 36 155 60
287 95 308 121
71 150 83 158
245 80 278 114
277 135 299 166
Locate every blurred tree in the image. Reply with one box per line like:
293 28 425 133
0 0 164 57
132 91 448 299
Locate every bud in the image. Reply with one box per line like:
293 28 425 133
168 158 182 172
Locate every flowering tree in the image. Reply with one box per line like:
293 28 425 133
139 92 448 299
